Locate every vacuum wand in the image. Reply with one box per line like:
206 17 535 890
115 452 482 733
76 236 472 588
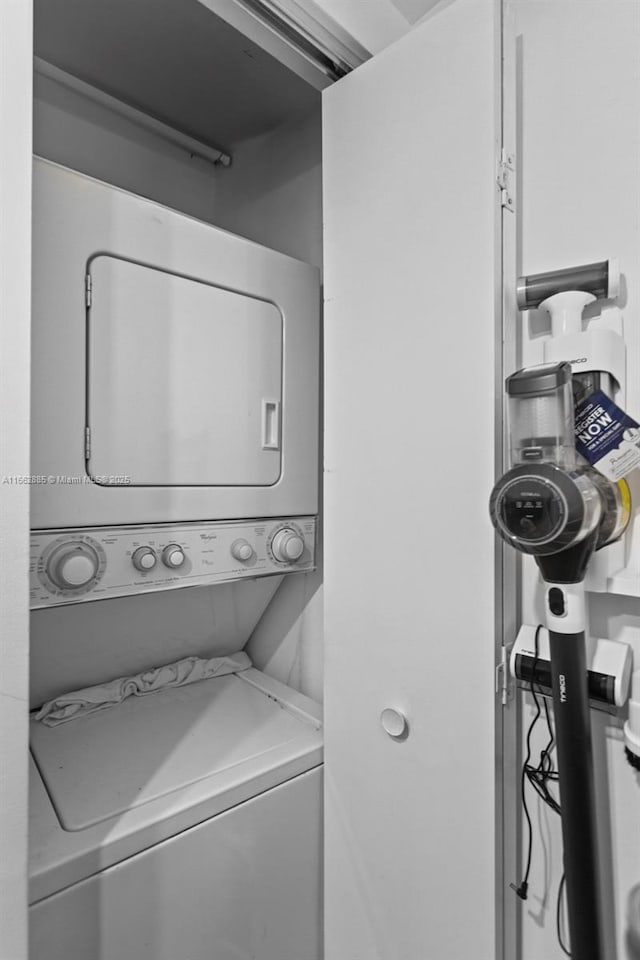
540 569 604 960
548 625 602 959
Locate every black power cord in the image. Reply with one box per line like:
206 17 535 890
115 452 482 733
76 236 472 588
513 624 571 957
557 873 571 957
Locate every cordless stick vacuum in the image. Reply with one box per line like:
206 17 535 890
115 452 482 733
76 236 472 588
489 261 631 960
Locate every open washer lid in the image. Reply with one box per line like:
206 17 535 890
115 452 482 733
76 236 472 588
30 671 321 832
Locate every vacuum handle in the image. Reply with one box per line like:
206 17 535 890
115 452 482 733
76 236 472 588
549 628 604 960
516 259 618 310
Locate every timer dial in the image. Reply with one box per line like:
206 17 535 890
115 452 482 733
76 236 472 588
231 539 253 562
162 544 185 568
132 547 157 572
271 528 305 563
47 542 100 589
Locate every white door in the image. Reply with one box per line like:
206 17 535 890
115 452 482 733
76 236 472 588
88 255 283 487
323 2 502 958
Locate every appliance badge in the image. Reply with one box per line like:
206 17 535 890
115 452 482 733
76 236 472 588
559 674 567 703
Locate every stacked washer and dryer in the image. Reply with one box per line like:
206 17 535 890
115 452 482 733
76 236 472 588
28 159 322 960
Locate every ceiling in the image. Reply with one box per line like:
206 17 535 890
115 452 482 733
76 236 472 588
389 0 443 25
34 0 321 152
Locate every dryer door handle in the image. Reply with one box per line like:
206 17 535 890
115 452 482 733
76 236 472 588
262 400 281 450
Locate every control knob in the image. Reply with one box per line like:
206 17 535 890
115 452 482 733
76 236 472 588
47 542 100 590
132 547 157 572
162 544 185 568
231 539 254 562
271 528 305 563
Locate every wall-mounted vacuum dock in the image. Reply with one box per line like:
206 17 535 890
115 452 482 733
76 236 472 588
511 624 631 708
518 258 626 405
490 259 632 960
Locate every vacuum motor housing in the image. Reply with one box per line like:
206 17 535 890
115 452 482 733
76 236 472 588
489 362 630 569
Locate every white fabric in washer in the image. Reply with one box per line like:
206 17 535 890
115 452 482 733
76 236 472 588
30 670 322 833
33 652 251 726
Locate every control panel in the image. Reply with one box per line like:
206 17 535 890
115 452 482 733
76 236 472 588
30 517 316 608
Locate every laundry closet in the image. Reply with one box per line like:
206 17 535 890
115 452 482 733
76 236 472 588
27 2 327 958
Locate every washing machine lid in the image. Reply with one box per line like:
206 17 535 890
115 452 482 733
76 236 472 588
30 671 321 832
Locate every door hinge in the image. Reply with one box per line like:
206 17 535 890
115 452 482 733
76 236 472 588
85 274 92 308
497 149 515 212
495 644 510 706
85 426 91 461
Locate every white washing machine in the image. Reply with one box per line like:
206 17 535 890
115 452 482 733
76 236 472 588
29 666 323 960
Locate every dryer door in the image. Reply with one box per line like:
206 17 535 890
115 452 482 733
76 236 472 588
87 255 283 487
31 160 319 528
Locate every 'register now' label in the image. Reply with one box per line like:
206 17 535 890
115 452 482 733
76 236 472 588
574 389 640 481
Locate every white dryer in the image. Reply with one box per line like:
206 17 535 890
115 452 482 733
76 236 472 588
31 158 320 532
29 667 323 960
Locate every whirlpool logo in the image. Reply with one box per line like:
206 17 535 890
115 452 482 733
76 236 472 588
559 674 567 703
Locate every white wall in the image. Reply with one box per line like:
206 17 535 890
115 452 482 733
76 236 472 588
245 562 324 703
34 69 322 266
217 112 324 702
311 0 443 53
34 71 222 224
30 579 283 708
215 109 322 268
0 3 32 957
509 3 640 958
32 69 324 704
311 0 408 52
